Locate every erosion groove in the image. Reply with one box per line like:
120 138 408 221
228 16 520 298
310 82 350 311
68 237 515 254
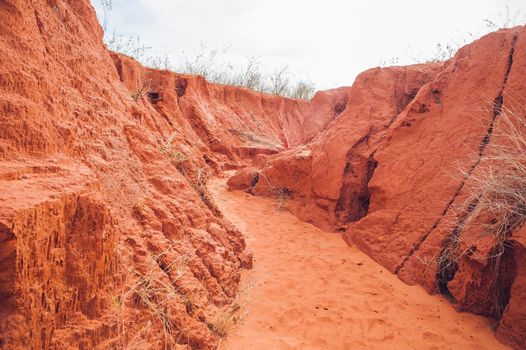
334 132 372 224
335 149 378 226
226 27 526 348
433 33 519 299
394 33 519 276
393 187 464 274
333 78 422 230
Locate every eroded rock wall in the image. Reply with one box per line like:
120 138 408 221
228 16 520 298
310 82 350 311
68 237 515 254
231 63 442 230
110 52 309 164
2 0 526 348
0 1 310 349
231 26 526 349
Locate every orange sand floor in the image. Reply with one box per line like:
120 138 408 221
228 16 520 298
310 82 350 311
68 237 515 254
210 175 509 350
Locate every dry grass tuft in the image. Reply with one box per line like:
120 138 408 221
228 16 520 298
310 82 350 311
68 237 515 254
255 173 292 212
207 303 239 339
112 250 193 350
131 77 152 101
193 167 219 213
159 132 189 170
433 102 526 313
274 186 290 212
457 106 526 259
207 277 257 344
132 199 146 218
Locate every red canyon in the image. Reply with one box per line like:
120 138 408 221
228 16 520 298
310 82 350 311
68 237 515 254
1 1 525 349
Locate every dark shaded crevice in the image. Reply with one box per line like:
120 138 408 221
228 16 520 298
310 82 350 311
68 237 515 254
437 237 517 318
394 33 519 276
333 76 425 228
0 222 16 310
387 86 426 130
175 77 188 97
491 241 517 318
333 97 348 117
34 9 51 56
436 201 523 315
0 222 14 241
147 92 161 104
396 88 420 115
249 172 260 191
434 198 479 298
334 143 378 225
431 88 442 105
363 153 379 211
111 55 125 82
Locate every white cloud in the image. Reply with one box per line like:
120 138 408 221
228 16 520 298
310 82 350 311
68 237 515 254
92 0 525 90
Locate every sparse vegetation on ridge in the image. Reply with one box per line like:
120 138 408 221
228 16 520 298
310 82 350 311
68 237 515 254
107 35 316 99
98 3 315 100
379 4 525 67
177 45 316 99
484 4 526 30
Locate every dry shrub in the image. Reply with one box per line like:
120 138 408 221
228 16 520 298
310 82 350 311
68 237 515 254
458 105 526 257
207 277 256 343
206 303 239 339
131 76 152 101
274 186 290 212
104 32 315 99
434 101 526 312
253 173 291 212
177 164 222 217
105 30 172 70
99 0 112 32
113 251 193 350
484 5 525 30
174 44 316 100
159 132 187 165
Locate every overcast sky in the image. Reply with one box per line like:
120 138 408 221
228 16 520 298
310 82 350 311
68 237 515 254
91 0 525 91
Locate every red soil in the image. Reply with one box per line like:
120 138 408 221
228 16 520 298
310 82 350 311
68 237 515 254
212 174 508 349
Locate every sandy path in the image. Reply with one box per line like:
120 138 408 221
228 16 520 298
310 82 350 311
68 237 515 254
209 176 508 350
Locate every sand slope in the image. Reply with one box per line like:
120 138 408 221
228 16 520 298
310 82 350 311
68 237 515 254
210 175 508 350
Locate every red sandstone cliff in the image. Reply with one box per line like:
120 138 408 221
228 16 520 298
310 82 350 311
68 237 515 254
0 1 310 349
230 26 526 349
1 0 526 349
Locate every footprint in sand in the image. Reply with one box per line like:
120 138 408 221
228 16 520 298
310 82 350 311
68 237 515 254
210 177 509 350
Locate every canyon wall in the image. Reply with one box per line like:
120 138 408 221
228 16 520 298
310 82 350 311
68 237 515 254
231 26 526 349
0 1 312 349
1 0 525 349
